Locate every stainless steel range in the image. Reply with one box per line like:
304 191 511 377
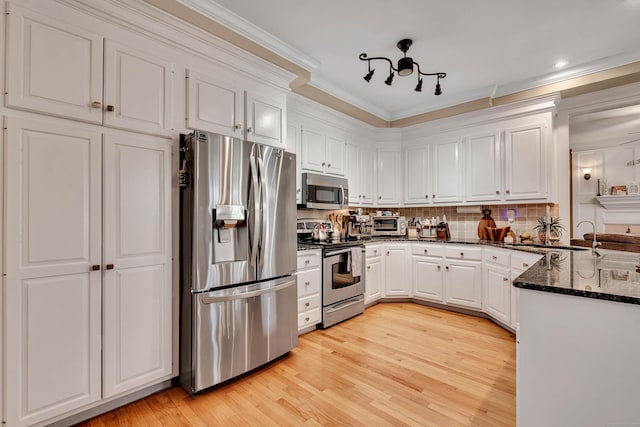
321 243 365 328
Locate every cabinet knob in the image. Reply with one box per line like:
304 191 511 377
327 163 331 168
106 105 114 112
492 256 497 260
374 250 378 255
495 190 500 195
106 264 114 270
367 265 371 270
437 265 441 271
322 162 326 166
305 281 310 286
445 265 449 271
297 188 301 193
378 196 382 200
90 101 102 109
506 190 511 195
503 277 509 282
425 194 428 199
91 264 100 271
234 124 242 130
460 252 464 257
523 263 529 268
247 127 253 133
305 260 310 265
305 317 310 322
386 251 390 256
305 302 310 307
424 249 428 254
432 194 436 199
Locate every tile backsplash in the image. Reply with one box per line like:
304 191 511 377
298 203 560 240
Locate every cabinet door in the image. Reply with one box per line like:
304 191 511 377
104 40 174 137
365 257 383 304
325 135 346 176
432 140 464 203
384 244 410 296
444 260 482 309
300 126 326 173
466 132 502 202
346 144 362 204
360 148 376 204
245 91 285 147
485 265 511 324
412 256 443 302
5 117 102 426
186 69 243 137
405 146 430 204
102 133 172 398
6 3 103 124
377 149 401 205
504 123 547 200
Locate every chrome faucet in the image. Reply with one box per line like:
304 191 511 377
577 220 601 256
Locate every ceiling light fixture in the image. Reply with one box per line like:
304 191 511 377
554 60 568 68
359 39 447 95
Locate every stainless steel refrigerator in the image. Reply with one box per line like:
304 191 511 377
179 131 297 394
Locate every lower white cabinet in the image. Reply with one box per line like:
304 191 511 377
443 246 483 309
484 264 512 324
4 117 173 426
296 250 322 331
364 244 384 304
383 243 410 297
411 244 444 302
510 251 543 330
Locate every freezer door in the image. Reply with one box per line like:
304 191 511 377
256 145 297 280
189 276 297 393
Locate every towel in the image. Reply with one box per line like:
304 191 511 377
350 248 362 277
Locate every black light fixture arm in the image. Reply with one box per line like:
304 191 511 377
359 54 446 79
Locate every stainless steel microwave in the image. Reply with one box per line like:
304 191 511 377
301 172 348 210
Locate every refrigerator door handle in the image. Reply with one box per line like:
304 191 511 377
249 145 261 267
199 278 295 304
256 149 268 268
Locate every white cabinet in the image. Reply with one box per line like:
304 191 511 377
364 247 384 304
377 149 402 205
411 244 444 302
404 146 431 204
432 139 464 203
7 3 175 137
466 131 502 202
287 123 302 203
4 117 173 426
484 249 512 325
443 246 482 309
300 125 345 176
383 243 410 297
504 122 548 200
510 251 542 330
186 69 285 147
347 144 376 205
296 250 322 331
102 133 173 398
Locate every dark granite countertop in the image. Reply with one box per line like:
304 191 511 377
514 249 640 305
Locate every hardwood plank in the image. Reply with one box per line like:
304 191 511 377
75 303 515 426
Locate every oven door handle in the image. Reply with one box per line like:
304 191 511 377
325 298 363 314
325 247 364 257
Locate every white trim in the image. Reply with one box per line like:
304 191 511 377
176 0 320 72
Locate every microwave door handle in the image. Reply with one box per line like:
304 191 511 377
257 148 268 268
339 185 345 207
249 145 261 267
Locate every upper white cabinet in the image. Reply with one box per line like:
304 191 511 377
347 143 376 205
404 146 431 204
300 125 345 176
432 139 464 203
186 69 285 147
377 148 402 205
6 3 104 124
6 3 174 137
504 121 548 200
466 131 502 202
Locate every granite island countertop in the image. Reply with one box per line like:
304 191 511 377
514 248 640 305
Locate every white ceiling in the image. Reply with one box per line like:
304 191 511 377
181 0 640 121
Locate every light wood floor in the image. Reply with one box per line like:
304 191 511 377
77 303 516 427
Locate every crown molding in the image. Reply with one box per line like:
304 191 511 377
176 0 319 72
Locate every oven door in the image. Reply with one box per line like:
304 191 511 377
323 248 365 306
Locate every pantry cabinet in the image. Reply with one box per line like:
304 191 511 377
7 3 175 137
404 146 431 204
377 149 402 205
4 117 173 426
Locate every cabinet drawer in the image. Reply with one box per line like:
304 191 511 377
297 269 321 297
298 293 321 313
298 308 321 329
365 244 384 258
297 250 321 270
445 245 482 261
511 252 543 271
412 244 444 257
485 248 511 267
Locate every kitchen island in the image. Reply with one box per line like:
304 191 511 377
514 249 640 427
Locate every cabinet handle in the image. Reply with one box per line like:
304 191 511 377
247 127 253 133
437 265 441 271
106 105 114 112
503 277 509 282
506 190 511 194
492 256 497 260
90 101 102 109
106 264 114 270
424 249 428 254
386 251 390 256
305 281 310 286
305 317 310 322
496 190 500 195
445 265 449 271
327 163 331 168
460 252 464 257
91 264 100 271
305 260 310 265
305 302 310 307
234 124 242 130
322 162 326 166
523 263 529 268
378 196 382 200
